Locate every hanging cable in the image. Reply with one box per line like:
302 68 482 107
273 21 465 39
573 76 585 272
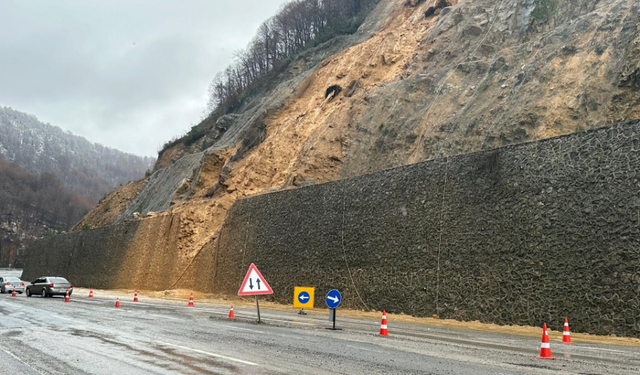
340 183 371 311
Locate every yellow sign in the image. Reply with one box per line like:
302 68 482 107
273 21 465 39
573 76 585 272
293 287 315 309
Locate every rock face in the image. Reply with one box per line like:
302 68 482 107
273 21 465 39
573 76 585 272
24 0 640 334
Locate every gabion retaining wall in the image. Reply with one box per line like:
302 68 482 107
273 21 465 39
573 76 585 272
214 120 640 337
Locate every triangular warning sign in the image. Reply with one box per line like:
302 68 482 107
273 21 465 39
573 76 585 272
238 263 274 296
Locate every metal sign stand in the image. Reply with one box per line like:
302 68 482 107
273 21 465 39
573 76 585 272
238 263 273 323
324 289 342 331
255 295 261 323
326 308 342 331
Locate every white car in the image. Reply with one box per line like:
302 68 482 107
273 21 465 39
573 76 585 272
0 276 25 294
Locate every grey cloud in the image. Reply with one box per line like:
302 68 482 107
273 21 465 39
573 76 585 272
0 0 290 156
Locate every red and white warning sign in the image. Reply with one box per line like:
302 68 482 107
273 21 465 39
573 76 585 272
238 263 273 296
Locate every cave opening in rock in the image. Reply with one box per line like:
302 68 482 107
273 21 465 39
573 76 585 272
325 85 342 99
425 0 450 17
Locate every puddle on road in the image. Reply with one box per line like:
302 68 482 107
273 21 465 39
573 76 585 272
1 330 23 338
64 327 237 374
155 345 238 374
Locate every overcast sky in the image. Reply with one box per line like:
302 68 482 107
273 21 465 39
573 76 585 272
0 0 290 157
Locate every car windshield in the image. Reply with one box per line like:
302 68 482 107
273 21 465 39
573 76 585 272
6 277 21 282
49 277 69 283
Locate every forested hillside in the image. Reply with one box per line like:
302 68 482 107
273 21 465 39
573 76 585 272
207 0 380 113
0 106 155 267
0 155 93 267
161 0 381 154
0 106 155 203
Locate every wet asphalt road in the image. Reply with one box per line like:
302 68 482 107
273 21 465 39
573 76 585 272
1 273 639 374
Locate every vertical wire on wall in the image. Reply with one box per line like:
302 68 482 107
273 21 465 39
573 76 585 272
341 183 371 311
241 200 249 270
435 157 450 316
211 228 222 289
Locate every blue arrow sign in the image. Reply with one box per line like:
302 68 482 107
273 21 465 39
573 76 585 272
325 289 342 309
298 291 311 304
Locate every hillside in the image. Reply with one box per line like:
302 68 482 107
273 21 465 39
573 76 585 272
0 155 93 267
0 106 155 203
0 106 155 267
78 0 639 251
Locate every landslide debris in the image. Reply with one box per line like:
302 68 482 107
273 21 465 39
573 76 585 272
73 179 147 231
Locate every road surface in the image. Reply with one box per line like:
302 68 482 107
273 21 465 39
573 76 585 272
1 271 639 374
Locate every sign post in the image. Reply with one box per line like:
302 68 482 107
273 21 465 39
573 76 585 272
255 296 261 322
325 289 342 331
238 263 273 323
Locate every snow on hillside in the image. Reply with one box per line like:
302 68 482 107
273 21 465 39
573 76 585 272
0 106 155 202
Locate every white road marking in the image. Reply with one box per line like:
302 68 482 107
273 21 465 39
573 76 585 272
148 314 184 321
2 349 48 375
156 341 257 366
576 346 636 354
216 324 263 334
345 344 384 353
52 314 77 322
70 299 103 304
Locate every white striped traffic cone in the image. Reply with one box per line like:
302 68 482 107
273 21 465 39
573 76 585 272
561 317 573 344
380 310 388 336
537 323 556 359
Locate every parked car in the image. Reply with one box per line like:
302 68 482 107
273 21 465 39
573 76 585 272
0 277 25 294
26 277 73 298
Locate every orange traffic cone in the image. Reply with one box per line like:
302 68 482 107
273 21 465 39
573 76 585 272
11 287 16 297
561 317 573 344
64 289 70 302
229 306 235 319
537 323 556 359
115 298 120 308
133 290 139 302
380 310 388 336
188 293 194 307
88 288 94 298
